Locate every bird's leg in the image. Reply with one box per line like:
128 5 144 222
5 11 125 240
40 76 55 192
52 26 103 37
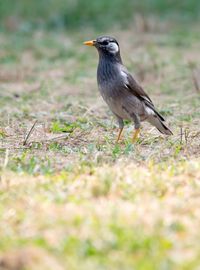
115 115 124 143
130 113 141 143
116 128 124 143
132 128 140 142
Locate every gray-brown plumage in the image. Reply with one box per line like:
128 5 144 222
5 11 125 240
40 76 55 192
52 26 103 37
84 36 172 142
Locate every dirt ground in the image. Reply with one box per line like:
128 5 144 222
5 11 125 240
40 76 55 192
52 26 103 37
0 24 200 269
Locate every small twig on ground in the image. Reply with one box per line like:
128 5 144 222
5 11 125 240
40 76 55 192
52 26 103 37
184 128 190 145
0 130 88 150
38 134 70 143
23 120 38 146
180 126 183 144
24 133 71 147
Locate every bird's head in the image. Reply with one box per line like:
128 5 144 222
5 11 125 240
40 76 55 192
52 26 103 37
84 36 121 59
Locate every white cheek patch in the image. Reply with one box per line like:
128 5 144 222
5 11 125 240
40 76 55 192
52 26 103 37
109 42 119 53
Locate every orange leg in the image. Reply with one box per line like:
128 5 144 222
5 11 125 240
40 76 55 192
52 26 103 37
132 128 140 143
116 128 124 143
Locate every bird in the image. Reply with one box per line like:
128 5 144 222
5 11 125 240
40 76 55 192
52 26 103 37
84 36 172 143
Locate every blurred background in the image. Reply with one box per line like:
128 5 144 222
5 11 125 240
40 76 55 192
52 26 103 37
0 0 199 32
1 1 200 270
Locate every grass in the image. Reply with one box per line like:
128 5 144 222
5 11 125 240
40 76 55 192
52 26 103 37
0 22 200 269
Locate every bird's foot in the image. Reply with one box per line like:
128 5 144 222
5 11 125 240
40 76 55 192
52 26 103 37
132 128 140 143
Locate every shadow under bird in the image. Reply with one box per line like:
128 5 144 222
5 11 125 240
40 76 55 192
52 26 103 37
84 36 173 142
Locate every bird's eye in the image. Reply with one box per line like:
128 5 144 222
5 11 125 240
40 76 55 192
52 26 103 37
100 40 109 46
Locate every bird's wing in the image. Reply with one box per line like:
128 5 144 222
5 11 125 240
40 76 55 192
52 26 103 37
122 69 165 121
122 69 152 103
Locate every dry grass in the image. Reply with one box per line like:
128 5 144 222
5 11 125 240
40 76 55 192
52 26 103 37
0 24 200 269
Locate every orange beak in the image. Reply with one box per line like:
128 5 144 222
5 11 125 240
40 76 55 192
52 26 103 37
83 40 96 46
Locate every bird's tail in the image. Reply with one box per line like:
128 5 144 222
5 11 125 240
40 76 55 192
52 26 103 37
147 115 173 135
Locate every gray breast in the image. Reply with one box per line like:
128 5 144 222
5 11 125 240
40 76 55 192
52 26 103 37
97 59 125 98
98 75 131 119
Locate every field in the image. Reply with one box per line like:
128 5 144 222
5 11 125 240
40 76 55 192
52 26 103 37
0 18 200 269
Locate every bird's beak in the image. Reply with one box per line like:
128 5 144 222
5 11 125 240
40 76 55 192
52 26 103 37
83 40 96 46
